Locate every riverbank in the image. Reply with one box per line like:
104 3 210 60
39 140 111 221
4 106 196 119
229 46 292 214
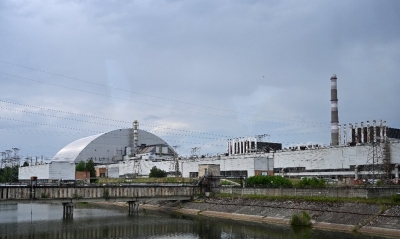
127 197 400 238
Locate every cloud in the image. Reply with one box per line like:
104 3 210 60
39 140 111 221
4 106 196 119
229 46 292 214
0 0 399 158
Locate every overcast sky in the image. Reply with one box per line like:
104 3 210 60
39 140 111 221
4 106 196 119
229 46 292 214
1 0 399 161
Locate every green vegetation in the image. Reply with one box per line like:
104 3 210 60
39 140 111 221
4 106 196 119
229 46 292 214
103 189 110 199
75 161 86 171
221 179 239 186
73 192 82 199
149 166 167 178
291 211 312 226
41 192 49 198
75 159 96 183
0 165 19 183
392 194 400 203
216 193 400 205
296 177 326 188
97 177 194 185
246 175 293 188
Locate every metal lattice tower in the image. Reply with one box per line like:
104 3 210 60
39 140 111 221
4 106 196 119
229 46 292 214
364 142 389 181
190 147 200 159
170 146 180 177
132 159 142 178
12 148 20 166
255 134 269 142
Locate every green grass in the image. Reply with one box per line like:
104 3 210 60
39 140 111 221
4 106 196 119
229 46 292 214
97 177 195 184
216 193 400 205
291 211 312 226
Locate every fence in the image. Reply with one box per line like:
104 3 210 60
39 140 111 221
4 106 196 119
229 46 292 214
214 186 400 198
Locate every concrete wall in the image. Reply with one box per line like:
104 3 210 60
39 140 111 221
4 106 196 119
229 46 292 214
273 142 400 171
0 186 199 200
198 164 220 177
83 142 400 179
19 164 49 180
216 186 400 199
49 161 75 180
19 161 75 181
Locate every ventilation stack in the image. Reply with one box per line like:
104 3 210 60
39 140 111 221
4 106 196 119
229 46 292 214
330 74 339 146
133 120 139 155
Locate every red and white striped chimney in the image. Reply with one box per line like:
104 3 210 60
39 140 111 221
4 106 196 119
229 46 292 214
331 74 339 145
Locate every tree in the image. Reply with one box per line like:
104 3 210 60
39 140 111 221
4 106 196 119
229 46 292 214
22 161 29 167
149 166 167 178
0 165 19 183
85 159 96 183
76 161 86 171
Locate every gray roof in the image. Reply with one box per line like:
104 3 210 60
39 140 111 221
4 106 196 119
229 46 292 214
52 128 169 163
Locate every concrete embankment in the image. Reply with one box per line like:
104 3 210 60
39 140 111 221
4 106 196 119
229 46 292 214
136 198 400 238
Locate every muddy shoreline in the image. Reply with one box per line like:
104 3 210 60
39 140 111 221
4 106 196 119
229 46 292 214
94 198 400 238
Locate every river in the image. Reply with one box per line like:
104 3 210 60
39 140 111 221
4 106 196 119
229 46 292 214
0 203 387 239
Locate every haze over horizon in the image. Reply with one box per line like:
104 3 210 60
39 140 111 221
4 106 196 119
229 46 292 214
1 1 399 160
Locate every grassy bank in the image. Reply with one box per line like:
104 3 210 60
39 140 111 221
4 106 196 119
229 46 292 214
216 193 400 205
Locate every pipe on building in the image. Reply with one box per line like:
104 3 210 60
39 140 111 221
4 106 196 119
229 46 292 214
367 121 370 143
373 120 377 143
361 122 364 144
380 119 383 143
338 125 341 145
355 122 358 144
343 124 347 145
349 123 353 144
330 74 339 146
383 121 387 142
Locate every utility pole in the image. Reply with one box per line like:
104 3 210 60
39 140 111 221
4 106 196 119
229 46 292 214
172 145 180 177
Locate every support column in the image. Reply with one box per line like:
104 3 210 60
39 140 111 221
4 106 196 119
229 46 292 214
128 201 139 214
62 202 74 217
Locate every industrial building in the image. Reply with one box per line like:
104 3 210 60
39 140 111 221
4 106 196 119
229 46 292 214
19 121 177 181
18 75 400 184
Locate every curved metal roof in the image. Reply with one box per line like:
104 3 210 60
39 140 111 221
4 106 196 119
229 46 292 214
52 128 168 163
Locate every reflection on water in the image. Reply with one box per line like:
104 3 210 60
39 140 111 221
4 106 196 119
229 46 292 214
0 203 386 239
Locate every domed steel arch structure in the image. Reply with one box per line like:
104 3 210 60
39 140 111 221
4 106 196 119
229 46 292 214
52 128 173 164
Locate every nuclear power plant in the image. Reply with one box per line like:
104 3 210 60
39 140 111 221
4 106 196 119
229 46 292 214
17 75 400 184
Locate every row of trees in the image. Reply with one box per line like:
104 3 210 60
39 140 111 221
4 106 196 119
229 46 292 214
0 165 19 183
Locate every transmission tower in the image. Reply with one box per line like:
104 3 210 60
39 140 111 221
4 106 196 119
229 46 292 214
364 142 389 181
132 159 142 178
12 148 20 166
255 134 269 142
170 145 180 177
190 147 200 159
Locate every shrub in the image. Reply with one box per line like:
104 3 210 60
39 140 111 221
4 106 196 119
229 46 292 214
291 211 312 226
391 194 400 203
297 177 326 188
103 189 110 199
149 166 167 178
246 175 293 188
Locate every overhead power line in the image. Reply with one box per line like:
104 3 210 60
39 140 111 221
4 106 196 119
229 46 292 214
0 60 329 126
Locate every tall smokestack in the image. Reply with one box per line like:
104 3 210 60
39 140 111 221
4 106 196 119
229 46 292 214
330 74 339 145
133 120 139 155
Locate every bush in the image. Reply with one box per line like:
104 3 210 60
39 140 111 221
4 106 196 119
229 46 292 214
149 166 167 178
391 194 400 203
297 177 326 188
291 211 312 226
246 175 292 188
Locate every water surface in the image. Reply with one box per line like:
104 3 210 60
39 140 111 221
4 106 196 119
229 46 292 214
0 203 387 239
